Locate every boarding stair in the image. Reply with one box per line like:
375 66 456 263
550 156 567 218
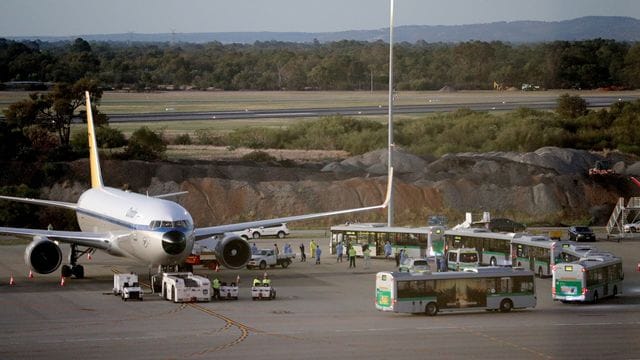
606 197 640 239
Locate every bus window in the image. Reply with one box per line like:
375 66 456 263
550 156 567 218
499 277 511 293
460 253 478 263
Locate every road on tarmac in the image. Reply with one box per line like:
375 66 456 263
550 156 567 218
1 231 640 359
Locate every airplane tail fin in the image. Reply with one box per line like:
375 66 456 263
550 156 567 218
85 91 104 189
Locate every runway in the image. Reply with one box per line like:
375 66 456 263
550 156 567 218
106 93 640 123
1 234 640 359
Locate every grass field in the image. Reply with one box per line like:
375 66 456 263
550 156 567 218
2 89 630 114
3 89 638 137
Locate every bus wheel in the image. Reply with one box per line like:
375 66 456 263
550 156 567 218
490 257 497 266
499 299 513 312
593 291 599 304
425 302 438 316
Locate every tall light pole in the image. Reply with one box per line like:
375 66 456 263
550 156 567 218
387 0 395 227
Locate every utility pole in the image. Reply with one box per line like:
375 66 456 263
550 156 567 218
387 0 395 227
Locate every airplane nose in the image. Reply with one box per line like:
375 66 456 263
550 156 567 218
162 230 187 255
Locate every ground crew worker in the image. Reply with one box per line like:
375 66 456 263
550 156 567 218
212 277 221 299
262 274 271 286
253 277 262 287
363 245 371 269
348 246 357 268
299 243 306 262
310 240 317 260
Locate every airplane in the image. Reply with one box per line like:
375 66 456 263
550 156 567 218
0 91 392 281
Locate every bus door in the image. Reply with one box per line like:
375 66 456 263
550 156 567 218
375 233 386 257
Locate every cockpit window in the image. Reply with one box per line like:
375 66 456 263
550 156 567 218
149 219 192 230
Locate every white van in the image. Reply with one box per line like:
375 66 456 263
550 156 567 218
447 248 479 271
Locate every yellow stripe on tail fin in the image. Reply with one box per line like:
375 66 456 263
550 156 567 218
85 91 104 189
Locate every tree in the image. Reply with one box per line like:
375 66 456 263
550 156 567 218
32 78 103 145
556 93 588 119
2 98 39 130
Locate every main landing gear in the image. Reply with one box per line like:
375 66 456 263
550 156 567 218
61 244 94 279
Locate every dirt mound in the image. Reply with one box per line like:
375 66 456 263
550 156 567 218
34 147 638 226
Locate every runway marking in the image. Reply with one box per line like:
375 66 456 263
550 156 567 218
183 303 302 357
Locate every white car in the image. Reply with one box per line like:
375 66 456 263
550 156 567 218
235 223 290 239
398 258 431 274
623 221 640 233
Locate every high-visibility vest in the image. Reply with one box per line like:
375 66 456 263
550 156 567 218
212 279 220 289
262 279 271 286
253 279 261 286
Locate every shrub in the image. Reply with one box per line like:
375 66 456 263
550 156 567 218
194 128 225 145
556 93 588 119
242 151 276 162
123 126 166 161
173 133 192 145
97 126 126 148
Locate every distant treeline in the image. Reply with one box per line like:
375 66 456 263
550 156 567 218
1 38 639 91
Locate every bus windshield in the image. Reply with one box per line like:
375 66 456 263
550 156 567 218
461 253 478 262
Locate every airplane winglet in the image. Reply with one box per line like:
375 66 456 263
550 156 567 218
381 167 393 208
85 91 104 189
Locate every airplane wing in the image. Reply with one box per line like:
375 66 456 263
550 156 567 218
194 168 393 240
153 191 189 199
0 227 113 250
0 195 77 210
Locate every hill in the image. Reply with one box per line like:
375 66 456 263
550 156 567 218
10 16 640 44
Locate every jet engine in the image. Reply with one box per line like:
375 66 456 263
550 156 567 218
24 236 62 274
212 233 252 269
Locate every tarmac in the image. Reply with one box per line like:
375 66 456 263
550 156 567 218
1 230 640 359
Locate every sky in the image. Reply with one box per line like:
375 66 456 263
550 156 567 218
1 0 639 37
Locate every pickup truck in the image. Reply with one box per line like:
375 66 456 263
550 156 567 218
246 249 295 270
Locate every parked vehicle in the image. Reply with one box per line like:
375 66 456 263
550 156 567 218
623 221 640 233
246 248 295 270
568 226 596 242
113 273 143 301
219 282 239 300
235 223 290 239
251 284 276 300
161 272 211 303
398 258 431 273
446 248 479 271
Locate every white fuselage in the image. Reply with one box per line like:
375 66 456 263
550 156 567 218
76 187 195 266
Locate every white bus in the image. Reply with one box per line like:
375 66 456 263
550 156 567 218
552 252 623 303
444 228 515 266
375 268 536 316
330 223 445 258
511 235 564 277
558 242 598 263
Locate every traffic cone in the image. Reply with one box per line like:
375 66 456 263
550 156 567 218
9 274 15 286
87 253 92 260
28 270 34 279
215 263 220 272
236 275 240 285
60 276 66 286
